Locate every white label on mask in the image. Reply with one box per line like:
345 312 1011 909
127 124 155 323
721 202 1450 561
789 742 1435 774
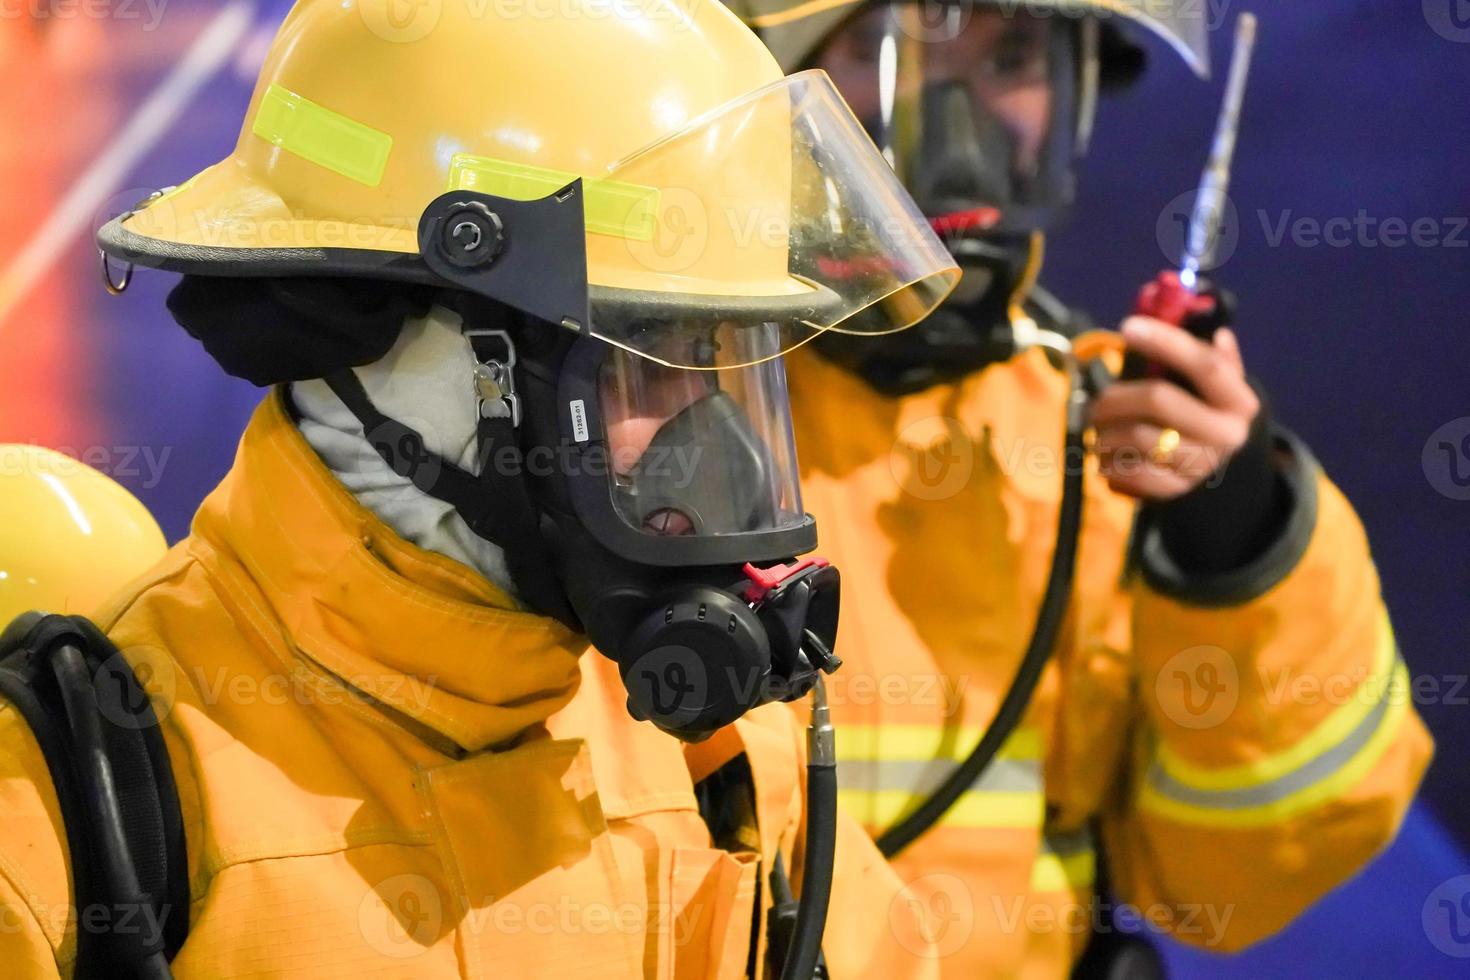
569 399 589 442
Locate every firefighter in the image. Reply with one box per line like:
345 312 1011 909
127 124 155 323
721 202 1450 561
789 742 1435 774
0 0 966 976
730 0 1433 974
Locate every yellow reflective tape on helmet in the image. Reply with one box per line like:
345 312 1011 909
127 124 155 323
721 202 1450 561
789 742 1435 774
447 153 660 242
252 84 393 188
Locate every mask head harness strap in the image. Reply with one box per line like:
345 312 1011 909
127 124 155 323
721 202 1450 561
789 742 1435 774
322 345 575 625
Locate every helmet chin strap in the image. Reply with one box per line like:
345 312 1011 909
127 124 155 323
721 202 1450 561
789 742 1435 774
291 304 523 601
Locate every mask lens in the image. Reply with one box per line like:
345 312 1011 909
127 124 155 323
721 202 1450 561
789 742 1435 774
815 3 1076 229
598 322 804 538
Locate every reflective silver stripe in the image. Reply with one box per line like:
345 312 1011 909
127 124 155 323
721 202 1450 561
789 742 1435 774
837 756 1042 797
1146 658 1403 810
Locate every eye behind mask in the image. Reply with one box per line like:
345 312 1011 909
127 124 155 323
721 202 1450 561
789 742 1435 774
620 390 780 536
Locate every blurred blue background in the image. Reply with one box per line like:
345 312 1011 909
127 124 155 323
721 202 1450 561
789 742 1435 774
0 1 1465 974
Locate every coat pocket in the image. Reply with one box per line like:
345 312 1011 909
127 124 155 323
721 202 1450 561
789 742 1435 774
667 846 758 980
421 737 642 980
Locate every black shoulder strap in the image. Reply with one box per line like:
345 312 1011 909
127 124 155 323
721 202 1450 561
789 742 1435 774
0 612 188 979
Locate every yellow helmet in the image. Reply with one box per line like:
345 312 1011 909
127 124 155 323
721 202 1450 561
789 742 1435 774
99 0 959 368
0 445 167 623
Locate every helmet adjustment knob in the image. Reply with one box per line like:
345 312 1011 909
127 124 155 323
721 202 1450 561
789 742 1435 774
439 201 505 268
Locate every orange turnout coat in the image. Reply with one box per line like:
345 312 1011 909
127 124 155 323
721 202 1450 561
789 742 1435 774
0 391 940 979
788 345 1432 978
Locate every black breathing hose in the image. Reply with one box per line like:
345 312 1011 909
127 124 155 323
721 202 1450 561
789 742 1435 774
781 677 837 980
876 369 1090 859
51 645 176 980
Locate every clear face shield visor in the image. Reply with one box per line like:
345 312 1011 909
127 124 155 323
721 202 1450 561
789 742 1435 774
813 2 1084 233
598 324 802 541
577 69 960 362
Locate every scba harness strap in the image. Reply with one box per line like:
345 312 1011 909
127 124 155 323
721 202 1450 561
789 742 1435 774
0 612 189 979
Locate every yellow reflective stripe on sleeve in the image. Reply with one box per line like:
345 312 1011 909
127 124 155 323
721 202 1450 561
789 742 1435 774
836 724 1045 830
1139 657 1411 828
252 84 393 187
447 153 659 242
1030 829 1097 893
838 757 1039 796
1154 607 1398 792
839 788 1043 830
1030 851 1096 893
838 723 1044 765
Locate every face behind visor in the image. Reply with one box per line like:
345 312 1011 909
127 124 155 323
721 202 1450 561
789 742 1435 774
815 2 1083 235
739 0 1212 238
724 0 1209 393
609 373 788 539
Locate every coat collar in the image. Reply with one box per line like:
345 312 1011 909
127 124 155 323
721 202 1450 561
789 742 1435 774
191 390 585 752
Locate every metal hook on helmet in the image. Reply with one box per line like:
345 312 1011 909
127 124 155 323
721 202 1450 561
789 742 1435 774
100 250 133 296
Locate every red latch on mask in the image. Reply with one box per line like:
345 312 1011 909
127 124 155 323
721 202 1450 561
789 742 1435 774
741 557 832 605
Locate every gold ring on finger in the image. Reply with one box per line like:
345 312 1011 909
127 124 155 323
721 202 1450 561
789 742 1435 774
1148 427 1182 467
